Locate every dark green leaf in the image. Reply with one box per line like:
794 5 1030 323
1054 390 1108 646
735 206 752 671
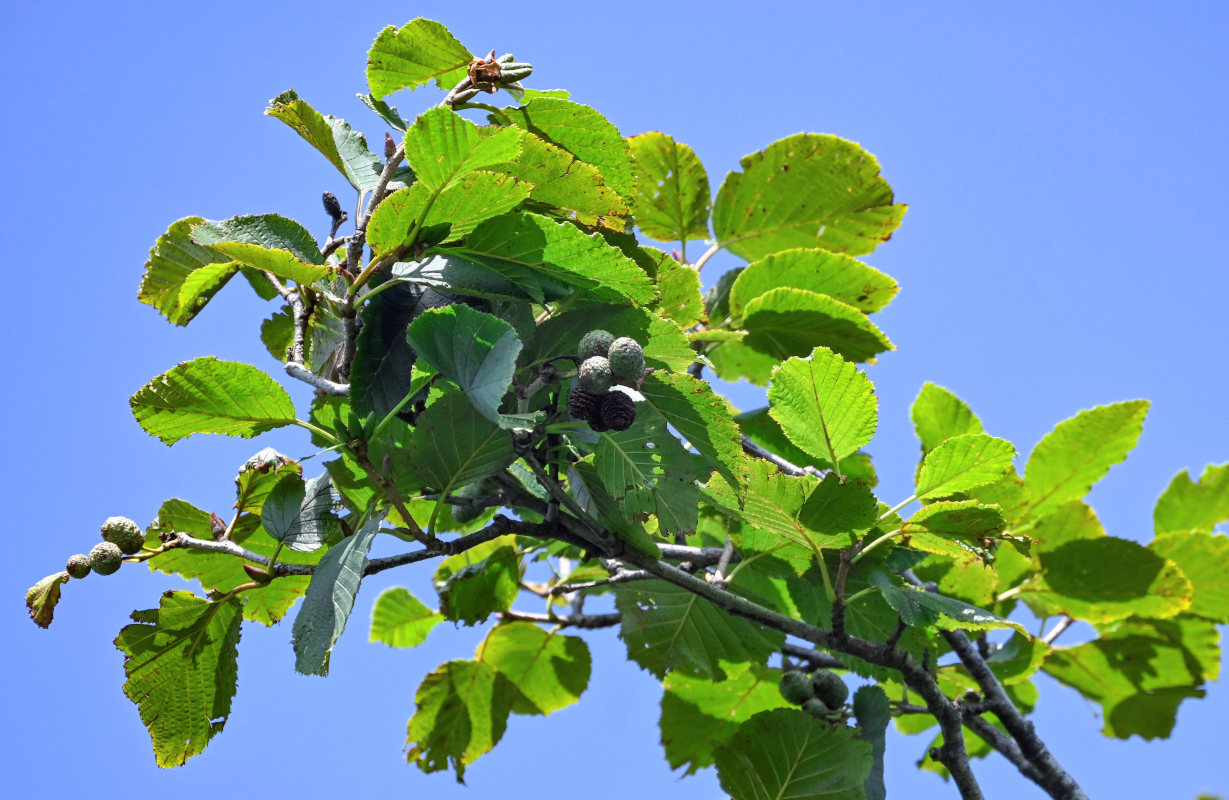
406 392 518 500
130 357 298 445
260 306 295 362
114 591 243 766
615 579 784 679
713 133 906 261
1024 400 1149 519
369 586 443 647
628 131 711 243
871 571 1025 633
261 472 334 552
390 253 567 304
853 685 890 800
351 282 417 419
714 708 873 800
357 92 410 131
367 18 473 99
406 305 522 427
292 516 381 676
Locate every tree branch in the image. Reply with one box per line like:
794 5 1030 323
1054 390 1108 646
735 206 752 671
285 362 350 395
741 435 830 479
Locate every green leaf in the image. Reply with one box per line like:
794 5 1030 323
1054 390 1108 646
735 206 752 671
261 472 334 552
130 357 298 445
714 708 873 800
260 306 295 362
853 685 890 800
767 346 878 472
567 460 661 557
1150 533 1229 622
369 587 443 648
628 131 711 242
500 98 634 198
367 18 473 99
114 591 243 766
351 282 417 419
1042 615 1220 739
405 660 512 781
915 433 1016 500
404 106 523 190
434 539 519 625
485 126 628 228
702 463 837 573
910 382 984 454
730 248 899 320
25 572 69 629
1154 463 1229 535
651 251 706 328
406 305 522 427
292 515 381 676
660 662 789 774
202 241 331 285
899 501 1007 558
614 579 784 679
871 571 1025 633
742 287 893 364
638 371 748 490
1022 537 1193 623
798 473 879 536
451 212 655 305
367 172 535 253
146 499 318 626
407 392 518 497
713 133 906 261
265 90 391 193
357 92 409 131
477 622 591 715
138 217 236 326
1024 400 1149 519
190 214 324 266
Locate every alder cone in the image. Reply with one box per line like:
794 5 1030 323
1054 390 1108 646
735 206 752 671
567 386 601 422
598 391 636 432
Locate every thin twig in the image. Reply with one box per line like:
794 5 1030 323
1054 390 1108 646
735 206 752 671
497 610 622 629
1042 615 1075 646
284 363 349 395
741 435 830 479
549 569 651 596
780 643 844 670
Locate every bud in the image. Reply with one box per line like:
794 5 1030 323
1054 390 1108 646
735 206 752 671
322 191 343 221
384 131 396 160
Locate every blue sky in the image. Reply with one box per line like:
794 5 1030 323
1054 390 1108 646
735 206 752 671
3 2 1226 798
